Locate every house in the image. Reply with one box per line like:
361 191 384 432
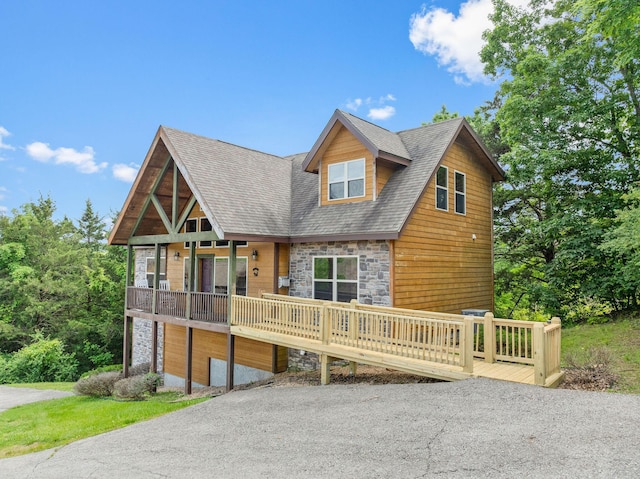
108 109 505 390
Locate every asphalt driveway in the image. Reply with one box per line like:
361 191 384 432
0 386 72 413
0 378 639 478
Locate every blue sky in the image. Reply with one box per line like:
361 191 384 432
0 0 524 224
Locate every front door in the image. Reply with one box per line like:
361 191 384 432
200 257 214 292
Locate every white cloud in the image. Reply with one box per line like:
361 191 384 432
368 106 396 121
25 141 107 174
409 0 529 84
0 186 7 200
0 126 16 150
112 163 139 182
346 98 363 111
346 94 397 120
0 205 7 216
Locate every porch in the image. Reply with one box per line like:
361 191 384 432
125 288 563 388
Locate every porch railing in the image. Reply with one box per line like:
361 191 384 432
233 294 563 386
126 287 227 323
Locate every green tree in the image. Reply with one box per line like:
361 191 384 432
480 0 640 318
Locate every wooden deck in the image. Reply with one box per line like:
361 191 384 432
231 294 564 388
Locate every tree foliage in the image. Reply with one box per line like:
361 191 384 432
479 0 640 319
0 196 124 375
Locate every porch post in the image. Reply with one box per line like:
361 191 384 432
123 316 131 378
185 326 193 395
152 243 161 313
151 321 158 374
123 246 133 378
271 243 280 372
226 241 237 392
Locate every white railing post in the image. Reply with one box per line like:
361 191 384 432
462 316 474 373
533 322 546 386
321 303 330 345
484 312 495 363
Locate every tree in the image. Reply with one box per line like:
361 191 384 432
480 0 640 318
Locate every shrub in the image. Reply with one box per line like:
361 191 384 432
74 371 123 397
80 364 123 379
113 373 161 400
0 333 78 384
128 362 151 377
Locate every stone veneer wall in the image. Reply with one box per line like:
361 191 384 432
288 240 391 369
131 248 163 370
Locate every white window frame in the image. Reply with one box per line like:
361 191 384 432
435 166 448 212
328 158 365 201
312 255 359 302
214 240 248 248
213 256 248 296
183 218 198 249
145 253 166 286
454 170 466 215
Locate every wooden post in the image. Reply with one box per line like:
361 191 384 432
320 353 331 385
483 312 495 364
321 303 330 345
152 243 161 314
348 299 358 376
533 322 545 386
226 333 235 392
151 321 158 374
123 316 131 378
462 316 474 373
186 241 196 319
185 326 193 395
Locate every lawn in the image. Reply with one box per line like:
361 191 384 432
561 316 640 393
0 392 207 458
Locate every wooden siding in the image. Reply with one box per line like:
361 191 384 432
376 160 397 199
393 141 494 314
320 126 374 206
163 202 291 297
163 323 287 385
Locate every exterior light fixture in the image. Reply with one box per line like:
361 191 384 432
173 251 181 261
253 267 259 276
252 249 258 261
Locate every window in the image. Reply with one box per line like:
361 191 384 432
313 256 358 302
214 257 247 296
436 166 448 211
199 217 213 248
214 240 248 248
146 253 166 286
328 159 365 200
184 218 197 248
455 171 466 215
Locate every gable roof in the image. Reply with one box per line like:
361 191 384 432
109 111 504 245
302 110 411 172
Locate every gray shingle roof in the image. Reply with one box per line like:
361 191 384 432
162 127 292 238
111 111 502 244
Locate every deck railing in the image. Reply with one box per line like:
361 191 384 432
126 287 227 323
234 294 562 386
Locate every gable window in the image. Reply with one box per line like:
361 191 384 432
313 256 358 302
455 171 466 215
328 159 365 200
199 217 213 248
436 166 448 211
184 218 198 248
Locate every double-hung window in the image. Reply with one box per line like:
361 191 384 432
328 159 365 200
313 256 358 302
436 166 448 211
146 252 166 286
199 217 213 247
455 171 466 215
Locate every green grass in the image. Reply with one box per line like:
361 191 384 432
562 316 640 393
0 392 207 458
7 382 75 392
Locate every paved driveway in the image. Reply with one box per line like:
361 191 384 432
0 386 72 413
1 378 639 478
